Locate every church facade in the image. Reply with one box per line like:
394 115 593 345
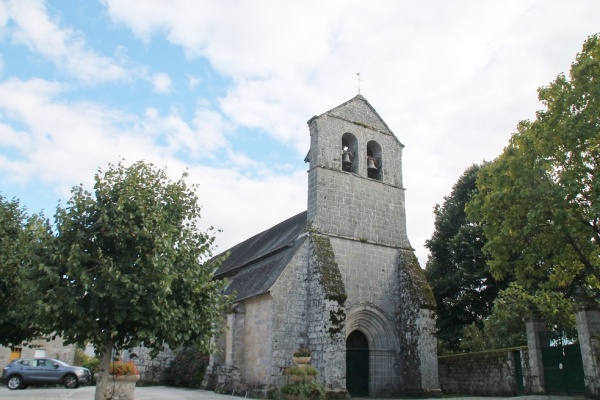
202 95 440 398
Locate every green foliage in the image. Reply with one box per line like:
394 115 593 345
164 348 208 388
280 358 325 400
425 164 508 351
74 348 101 375
0 194 51 346
84 358 101 378
28 160 231 398
459 283 576 352
467 34 600 302
286 366 317 376
280 381 327 400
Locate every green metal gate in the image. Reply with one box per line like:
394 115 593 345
540 331 585 395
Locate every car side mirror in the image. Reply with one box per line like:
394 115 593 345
54 364 59 369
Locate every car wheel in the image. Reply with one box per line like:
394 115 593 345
63 374 79 389
7 375 22 390
19 384 29 390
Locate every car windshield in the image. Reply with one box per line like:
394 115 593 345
52 359 70 367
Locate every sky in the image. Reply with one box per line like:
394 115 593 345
0 0 598 266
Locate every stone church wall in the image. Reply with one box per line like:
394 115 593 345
329 237 399 312
306 235 347 397
395 249 440 396
242 295 273 387
269 239 311 384
308 167 409 248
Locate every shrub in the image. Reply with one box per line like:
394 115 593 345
286 366 317 376
280 381 326 400
74 348 100 380
110 361 139 376
164 348 208 388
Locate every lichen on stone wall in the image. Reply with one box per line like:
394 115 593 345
311 234 347 337
312 235 347 305
398 250 436 310
328 308 346 335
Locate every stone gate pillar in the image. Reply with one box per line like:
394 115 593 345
525 314 546 394
576 306 600 398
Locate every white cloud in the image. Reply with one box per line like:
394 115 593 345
6 0 127 83
191 165 307 252
3 0 599 266
140 106 230 157
187 74 201 90
152 72 172 93
0 77 306 254
97 0 600 265
0 1 7 36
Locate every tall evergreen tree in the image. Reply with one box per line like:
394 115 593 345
425 164 507 352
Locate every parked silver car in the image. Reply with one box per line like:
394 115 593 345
1 358 91 390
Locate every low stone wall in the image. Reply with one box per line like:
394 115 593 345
123 346 174 384
438 348 528 396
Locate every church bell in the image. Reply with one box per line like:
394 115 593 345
367 157 378 171
342 152 352 169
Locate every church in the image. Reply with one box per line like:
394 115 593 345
202 95 440 398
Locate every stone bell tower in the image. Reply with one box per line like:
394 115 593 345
304 95 440 397
306 94 410 248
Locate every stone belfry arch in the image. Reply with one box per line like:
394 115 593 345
304 95 441 397
305 95 408 246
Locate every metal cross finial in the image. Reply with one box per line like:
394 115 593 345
356 73 361 94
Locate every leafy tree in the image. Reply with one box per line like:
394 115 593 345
31 161 230 400
467 34 600 302
425 164 508 352
459 283 576 352
0 195 50 346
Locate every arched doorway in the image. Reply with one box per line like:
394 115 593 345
345 304 401 396
346 330 369 396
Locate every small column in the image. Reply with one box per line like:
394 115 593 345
525 314 546 394
576 306 600 398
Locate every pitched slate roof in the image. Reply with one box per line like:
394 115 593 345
214 210 308 302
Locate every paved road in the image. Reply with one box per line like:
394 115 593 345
0 385 230 399
0 386 588 400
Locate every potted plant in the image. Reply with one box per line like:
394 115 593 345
292 348 311 367
104 361 140 400
280 380 326 400
286 365 317 383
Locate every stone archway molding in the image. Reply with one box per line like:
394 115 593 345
345 303 399 351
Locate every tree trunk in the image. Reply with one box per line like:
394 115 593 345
94 339 114 400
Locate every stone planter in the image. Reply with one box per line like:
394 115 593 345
104 375 140 400
292 356 311 367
